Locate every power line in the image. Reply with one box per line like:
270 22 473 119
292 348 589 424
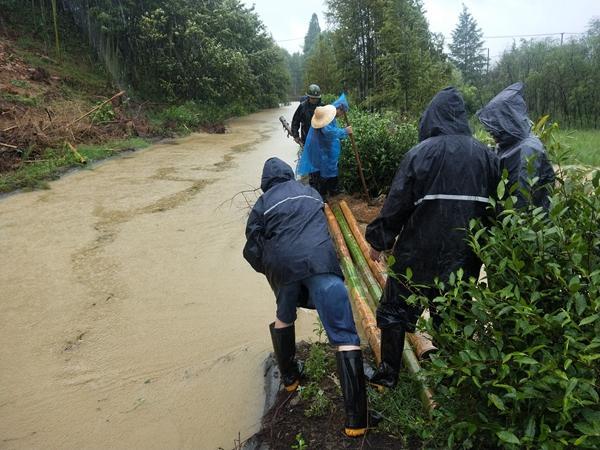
275 31 586 43
483 32 584 39
275 37 304 42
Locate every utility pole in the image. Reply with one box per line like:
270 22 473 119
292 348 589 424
486 48 490 75
561 32 564 45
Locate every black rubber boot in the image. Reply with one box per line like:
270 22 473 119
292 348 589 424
369 327 405 389
336 350 368 437
269 322 301 392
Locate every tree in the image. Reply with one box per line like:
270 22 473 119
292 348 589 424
283 50 305 99
326 0 383 103
303 13 321 55
449 4 486 85
304 33 340 94
376 0 451 113
3 0 291 106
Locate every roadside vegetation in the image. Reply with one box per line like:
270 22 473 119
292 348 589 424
0 0 290 193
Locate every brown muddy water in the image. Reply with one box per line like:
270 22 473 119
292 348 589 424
0 104 319 449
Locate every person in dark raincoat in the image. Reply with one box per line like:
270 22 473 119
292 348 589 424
291 84 323 145
365 87 500 388
477 82 555 209
243 157 369 437
297 95 352 199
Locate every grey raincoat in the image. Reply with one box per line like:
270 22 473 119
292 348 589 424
477 82 555 209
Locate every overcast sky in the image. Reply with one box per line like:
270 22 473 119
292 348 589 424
242 0 600 61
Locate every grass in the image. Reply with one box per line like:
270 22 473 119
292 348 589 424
0 92 40 107
0 137 150 194
557 129 600 167
369 371 444 448
14 33 110 95
471 119 600 167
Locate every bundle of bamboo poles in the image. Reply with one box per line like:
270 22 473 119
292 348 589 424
324 202 434 412
337 201 437 361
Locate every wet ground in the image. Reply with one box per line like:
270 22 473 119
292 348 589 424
0 104 319 449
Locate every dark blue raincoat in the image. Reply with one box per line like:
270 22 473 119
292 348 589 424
365 87 500 330
243 158 343 291
477 82 555 209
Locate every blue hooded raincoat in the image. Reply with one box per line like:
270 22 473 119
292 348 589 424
297 94 350 179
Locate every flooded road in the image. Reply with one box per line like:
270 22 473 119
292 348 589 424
0 104 318 449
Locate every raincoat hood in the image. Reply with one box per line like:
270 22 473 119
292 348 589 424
476 82 531 149
418 87 471 142
261 157 294 192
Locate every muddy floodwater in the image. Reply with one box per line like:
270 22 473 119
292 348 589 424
0 104 319 449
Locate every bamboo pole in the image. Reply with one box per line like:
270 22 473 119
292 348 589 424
66 142 87 164
339 200 387 288
343 112 370 201
50 0 60 59
325 204 434 412
324 204 381 363
332 203 382 304
339 200 437 360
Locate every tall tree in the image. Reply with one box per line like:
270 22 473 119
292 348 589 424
326 0 383 103
304 33 340 94
449 4 486 85
285 51 305 98
303 13 321 55
376 0 451 113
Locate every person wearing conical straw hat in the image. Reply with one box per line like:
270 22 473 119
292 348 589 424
297 94 352 200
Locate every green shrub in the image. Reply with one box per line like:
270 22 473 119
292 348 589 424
298 381 332 417
413 123 600 449
320 93 338 105
339 110 418 196
91 102 115 124
150 101 255 133
304 342 334 383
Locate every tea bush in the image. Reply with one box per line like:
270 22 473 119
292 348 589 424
414 123 600 448
338 110 418 196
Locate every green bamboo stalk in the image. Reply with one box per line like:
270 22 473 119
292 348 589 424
50 0 60 59
327 207 377 312
326 205 435 413
332 204 383 303
325 204 382 363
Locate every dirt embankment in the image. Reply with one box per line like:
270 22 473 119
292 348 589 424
0 37 155 172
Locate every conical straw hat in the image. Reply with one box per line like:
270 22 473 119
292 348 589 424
311 105 337 129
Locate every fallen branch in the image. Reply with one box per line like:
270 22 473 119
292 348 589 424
66 91 125 128
66 142 87 164
0 142 18 149
2 125 17 132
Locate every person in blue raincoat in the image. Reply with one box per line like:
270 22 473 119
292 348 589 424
297 94 352 199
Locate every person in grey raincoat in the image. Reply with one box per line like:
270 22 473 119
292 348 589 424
365 87 500 389
477 82 555 209
243 157 370 437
